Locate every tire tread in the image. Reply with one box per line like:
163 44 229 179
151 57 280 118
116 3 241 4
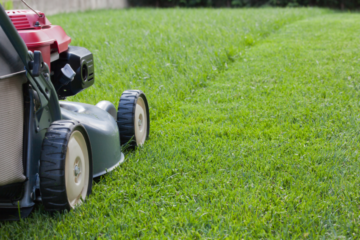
40 120 91 212
117 90 150 148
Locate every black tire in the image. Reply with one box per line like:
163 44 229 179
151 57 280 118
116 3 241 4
40 120 92 212
117 90 150 148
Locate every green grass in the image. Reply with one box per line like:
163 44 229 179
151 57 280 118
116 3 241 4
54 8 326 119
3 8 360 239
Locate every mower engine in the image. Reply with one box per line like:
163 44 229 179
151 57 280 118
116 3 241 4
6 10 94 99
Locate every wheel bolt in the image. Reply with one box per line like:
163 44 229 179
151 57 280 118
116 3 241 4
74 165 81 177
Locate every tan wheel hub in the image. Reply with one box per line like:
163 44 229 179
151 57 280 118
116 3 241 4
65 131 89 208
134 97 147 146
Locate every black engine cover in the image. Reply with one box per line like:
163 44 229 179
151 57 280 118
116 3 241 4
51 46 94 98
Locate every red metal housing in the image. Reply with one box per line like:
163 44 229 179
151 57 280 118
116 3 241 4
6 10 71 70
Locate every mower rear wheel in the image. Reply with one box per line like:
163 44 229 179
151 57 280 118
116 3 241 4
117 90 150 148
40 120 92 212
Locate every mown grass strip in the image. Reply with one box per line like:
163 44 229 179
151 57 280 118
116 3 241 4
155 14 360 238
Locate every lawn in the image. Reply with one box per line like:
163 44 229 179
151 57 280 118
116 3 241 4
2 8 360 239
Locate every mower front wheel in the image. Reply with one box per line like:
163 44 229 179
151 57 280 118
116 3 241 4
117 90 150 148
40 120 92 212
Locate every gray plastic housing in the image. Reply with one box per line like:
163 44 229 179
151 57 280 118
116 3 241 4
60 101 124 177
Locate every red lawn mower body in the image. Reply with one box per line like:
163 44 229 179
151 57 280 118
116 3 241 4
6 10 71 70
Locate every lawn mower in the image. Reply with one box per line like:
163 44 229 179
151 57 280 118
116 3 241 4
0 4 150 220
